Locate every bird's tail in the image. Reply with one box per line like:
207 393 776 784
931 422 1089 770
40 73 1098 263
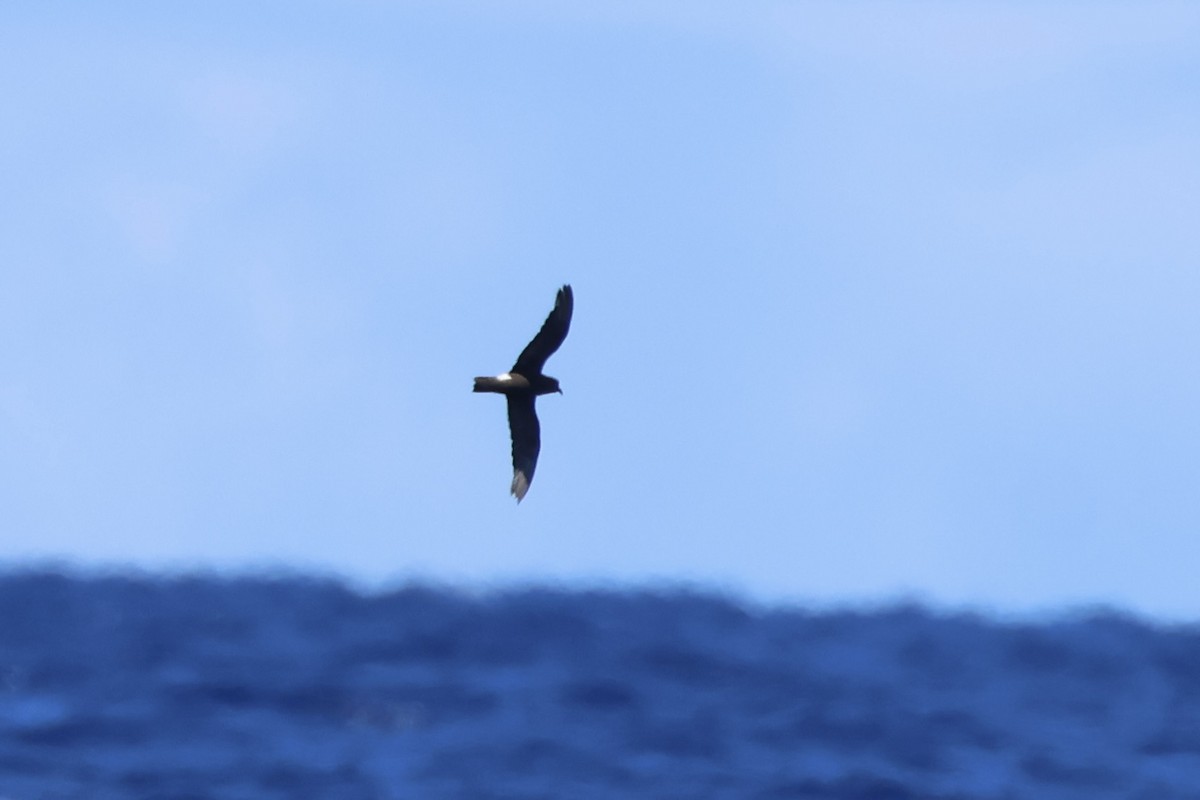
474 376 505 393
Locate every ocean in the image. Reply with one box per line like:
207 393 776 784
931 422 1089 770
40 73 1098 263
1 570 1198 799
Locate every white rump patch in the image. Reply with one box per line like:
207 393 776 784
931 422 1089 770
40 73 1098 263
496 372 514 381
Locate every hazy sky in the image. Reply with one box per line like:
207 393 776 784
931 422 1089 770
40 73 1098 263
4 2 1199 618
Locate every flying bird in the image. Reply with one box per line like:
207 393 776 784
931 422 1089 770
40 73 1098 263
474 284 573 502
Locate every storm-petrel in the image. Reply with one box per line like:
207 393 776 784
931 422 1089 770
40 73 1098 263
473 284 573 502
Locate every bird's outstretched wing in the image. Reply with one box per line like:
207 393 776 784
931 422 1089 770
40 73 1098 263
506 394 541 502
512 284 573 374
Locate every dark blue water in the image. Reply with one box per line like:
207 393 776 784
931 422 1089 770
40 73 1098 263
1 571 1199 799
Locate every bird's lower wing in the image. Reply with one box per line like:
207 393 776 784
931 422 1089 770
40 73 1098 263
506 395 541 502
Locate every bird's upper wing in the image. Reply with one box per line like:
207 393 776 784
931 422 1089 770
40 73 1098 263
506 394 541 502
512 284 573 374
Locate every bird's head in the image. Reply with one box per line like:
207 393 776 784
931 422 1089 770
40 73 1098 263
536 376 562 396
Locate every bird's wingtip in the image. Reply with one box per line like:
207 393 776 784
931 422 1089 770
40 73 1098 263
511 471 531 503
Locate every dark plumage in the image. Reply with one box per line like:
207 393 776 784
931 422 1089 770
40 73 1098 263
473 284 573 502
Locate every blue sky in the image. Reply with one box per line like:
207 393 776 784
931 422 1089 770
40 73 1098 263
3 3 1199 618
